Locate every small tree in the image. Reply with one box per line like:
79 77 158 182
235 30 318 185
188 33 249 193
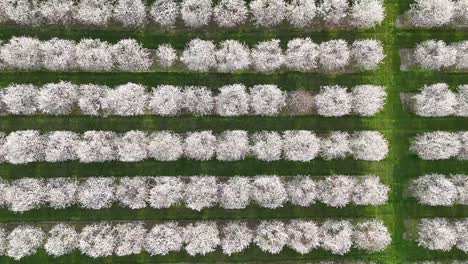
78 223 115 257
113 222 146 256
352 85 386 116
155 44 178 68
75 39 114 71
408 0 454 27
184 131 217 160
102 83 148 116
320 131 352 160
116 130 148 162
285 38 319 71
286 176 317 207
318 40 350 72
459 132 468 160
78 84 108 116
40 38 77 71
350 131 389 161
414 40 457 70
455 41 468 70
287 0 317 27
250 85 286 115
351 40 385 70
287 90 314 114
353 220 391 252
149 0 179 27
73 0 113 26
250 39 284 72
37 81 78 115
417 218 457 251
144 222 183 255
320 0 349 25
452 174 468 205
410 132 460 160
184 176 218 211
45 177 78 209
352 176 389 206
456 85 468 116
147 131 184 161
215 84 250 116
76 131 118 162
219 177 251 209
318 176 356 208
113 0 147 28
213 0 248 27
37 0 74 25
216 130 250 161
44 224 78 257
286 220 320 254
5 178 44 212
320 219 353 255
6 225 44 260
0 226 5 255
249 0 287 27
349 0 385 28
77 177 115 209
251 176 287 209
411 174 458 206
148 85 183 116
254 220 288 254
315 85 352 116
183 222 220 256
116 177 148 209
1 0 37 25
4 130 45 164
412 83 457 117
182 86 214 115
0 37 41 70
215 40 251 72
44 131 80 162
221 221 253 255
180 0 212 28
454 219 468 252
112 39 152 71
147 177 184 209
251 131 283 161
283 130 320 161
2 84 38 115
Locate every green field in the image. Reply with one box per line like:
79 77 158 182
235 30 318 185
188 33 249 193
0 0 467 263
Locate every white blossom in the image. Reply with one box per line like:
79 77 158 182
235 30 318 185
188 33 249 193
45 177 78 209
350 131 389 161
144 222 183 255
454 0 468 25
287 0 317 27
37 81 78 115
412 83 457 117
315 85 352 116
221 221 253 255
285 38 319 71
147 131 183 161
215 84 249 116
287 90 314 113
37 0 73 25
183 86 214 115
320 131 352 160
455 41 468 70
4 130 45 164
251 176 287 209
181 0 212 28
6 225 44 260
0 37 41 70
149 0 179 27
411 174 458 206
219 177 251 209
216 130 249 161
250 85 286 115
184 176 218 211
77 177 115 209
155 44 178 68
320 219 353 255
78 84 108 116
116 130 148 162
411 132 460 160
251 39 284 72
254 220 288 254
113 222 146 256
351 40 385 70
456 85 468 116
148 85 183 116
40 38 77 71
349 0 385 28
184 131 216 160
73 0 113 26
44 224 77 257
183 222 220 256
215 40 250 72
353 220 391 252
454 219 468 252
320 0 349 25
286 176 317 206
147 177 184 209
251 131 283 161
44 131 79 162
78 223 115 258
458 132 468 160
182 39 216 72
75 39 114 71
3 84 38 114
414 40 457 70
286 220 320 254
113 0 146 28
112 39 152 71
352 85 386 116
318 40 350 72
102 83 147 116
76 131 117 162
409 0 454 27
352 176 389 206
318 176 356 208
116 177 148 209
283 130 320 161
417 218 457 251
5 178 44 212
451 174 468 205
213 0 248 27
1 0 37 25
250 0 286 26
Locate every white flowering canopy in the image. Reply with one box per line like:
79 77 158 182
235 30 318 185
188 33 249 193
213 0 248 27
414 40 457 70
250 84 286 115
150 0 179 27
250 0 286 26
318 40 350 71
417 218 457 251
411 131 461 160
251 39 284 72
412 83 457 117
409 0 454 27
181 0 212 28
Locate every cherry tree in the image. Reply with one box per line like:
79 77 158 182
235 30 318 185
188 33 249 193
251 39 284 72
6 225 44 260
78 84 108 116
250 0 286 26
454 219 468 252
414 40 457 70
113 0 147 28
0 226 5 255
102 83 148 116
320 219 353 255
216 130 250 161
37 0 74 25
456 85 468 116
412 83 457 117
4 178 44 212
73 0 113 26
183 222 220 256
116 177 148 209
0 37 41 70
349 0 385 28
213 0 248 27
116 130 148 162
417 218 457 251
184 176 218 211
75 39 114 71
350 131 389 161
251 131 283 161
254 220 288 254
148 85 183 116
353 220 391 252
408 0 454 27
44 177 78 209
219 177 251 209
78 222 115 257
411 174 458 206
76 131 118 162
352 85 386 116
454 0 468 25
183 86 214 115
4 130 45 164
410 132 460 160
44 131 79 162
113 222 146 256
0 133 6 162
77 177 115 209
147 131 184 161
283 130 320 161
352 176 389 206
149 0 179 27
181 0 212 28
0 0 37 25
37 81 78 115
2 84 38 114
215 40 251 72
251 176 287 209
287 90 314 114
221 221 253 255
318 40 350 71
44 224 78 257
112 39 152 71
315 85 352 116
40 38 77 71
287 0 317 27
147 177 184 209
250 85 286 115
144 222 183 255
286 176 317 207
320 131 352 160
286 220 320 254
455 41 468 69
155 44 178 68
452 174 468 205
318 176 356 208
285 38 319 71
351 40 385 70
459 132 468 160
184 131 217 160
320 0 349 25
215 84 250 116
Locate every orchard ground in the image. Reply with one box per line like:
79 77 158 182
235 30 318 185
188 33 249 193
0 0 467 263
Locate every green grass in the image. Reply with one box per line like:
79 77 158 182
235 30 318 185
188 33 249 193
0 0 467 263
